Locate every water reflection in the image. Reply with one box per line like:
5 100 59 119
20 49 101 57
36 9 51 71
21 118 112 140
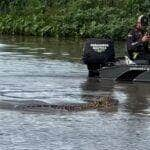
80 78 118 113
0 35 83 62
115 83 150 114
80 78 114 101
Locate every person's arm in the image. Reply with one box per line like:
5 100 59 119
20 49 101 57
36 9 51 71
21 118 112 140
127 30 143 52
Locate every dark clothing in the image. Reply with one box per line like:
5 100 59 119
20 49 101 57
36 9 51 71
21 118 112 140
127 27 149 60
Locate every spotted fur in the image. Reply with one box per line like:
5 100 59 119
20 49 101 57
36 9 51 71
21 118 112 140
18 96 118 112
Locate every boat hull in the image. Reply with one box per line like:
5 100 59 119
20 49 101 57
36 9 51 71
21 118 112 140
99 65 150 82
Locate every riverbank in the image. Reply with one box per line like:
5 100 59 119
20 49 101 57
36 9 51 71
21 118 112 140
0 0 149 40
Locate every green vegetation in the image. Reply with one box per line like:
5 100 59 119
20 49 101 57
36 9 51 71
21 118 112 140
0 0 149 39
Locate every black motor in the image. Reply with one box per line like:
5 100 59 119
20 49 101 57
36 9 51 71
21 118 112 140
82 38 115 77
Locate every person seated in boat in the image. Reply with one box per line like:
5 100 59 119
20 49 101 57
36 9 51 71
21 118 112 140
127 15 150 61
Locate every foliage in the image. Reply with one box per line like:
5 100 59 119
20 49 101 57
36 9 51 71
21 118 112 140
0 0 149 39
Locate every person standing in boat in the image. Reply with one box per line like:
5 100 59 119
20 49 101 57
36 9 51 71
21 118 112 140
127 15 150 60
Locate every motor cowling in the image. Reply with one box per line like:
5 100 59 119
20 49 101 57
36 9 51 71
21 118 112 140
82 38 115 66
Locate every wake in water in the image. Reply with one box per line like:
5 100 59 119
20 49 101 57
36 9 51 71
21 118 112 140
0 97 118 113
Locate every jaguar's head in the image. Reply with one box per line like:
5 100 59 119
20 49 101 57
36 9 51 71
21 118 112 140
94 96 118 108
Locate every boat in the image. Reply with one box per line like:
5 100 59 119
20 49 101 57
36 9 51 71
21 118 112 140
82 38 150 82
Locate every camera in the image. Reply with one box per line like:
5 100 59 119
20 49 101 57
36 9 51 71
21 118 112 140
141 15 150 36
141 15 149 26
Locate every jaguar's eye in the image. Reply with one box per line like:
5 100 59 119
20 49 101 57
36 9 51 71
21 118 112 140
98 101 102 105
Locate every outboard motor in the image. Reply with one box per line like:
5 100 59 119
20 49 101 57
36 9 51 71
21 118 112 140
82 38 115 77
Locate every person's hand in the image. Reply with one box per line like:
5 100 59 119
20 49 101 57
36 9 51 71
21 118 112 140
142 35 150 42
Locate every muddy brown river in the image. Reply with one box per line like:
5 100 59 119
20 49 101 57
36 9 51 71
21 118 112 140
0 35 149 150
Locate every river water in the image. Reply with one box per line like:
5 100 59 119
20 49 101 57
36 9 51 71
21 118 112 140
0 35 149 150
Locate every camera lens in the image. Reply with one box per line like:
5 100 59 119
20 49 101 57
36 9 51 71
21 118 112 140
141 16 149 26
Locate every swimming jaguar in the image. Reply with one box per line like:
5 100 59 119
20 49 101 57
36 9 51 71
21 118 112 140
0 96 118 113
15 96 118 112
